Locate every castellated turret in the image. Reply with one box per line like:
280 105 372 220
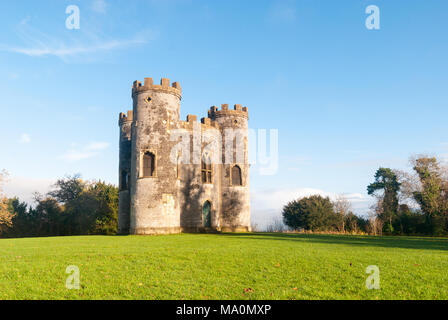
118 110 133 234
118 77 250 235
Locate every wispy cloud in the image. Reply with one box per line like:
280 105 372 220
60 141 110 162
3 38 146 58
0 17 151 61
19 133 31 144
85 141 110 151
268 1 297 24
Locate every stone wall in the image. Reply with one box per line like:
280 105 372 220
118 78 251 235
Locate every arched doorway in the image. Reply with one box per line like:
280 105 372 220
202 201 211 228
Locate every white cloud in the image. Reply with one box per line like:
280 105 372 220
60 141 110 162
251 187 372 229
92 0 107 14
86 141 110 151
3 176 54 204
19 133 31 144
60 150 98 162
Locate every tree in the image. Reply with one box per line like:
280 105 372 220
31 195 64 236
0 170 13 235
411 156 448 234
2 174 119 238
334 195 352 233
367 168 400 233
48 174 85 204
367 209 383 236
87 181 118 235
7 198 30 237
282 195 338 231
395 204 425 235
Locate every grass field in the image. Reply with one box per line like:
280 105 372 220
0 233 447 300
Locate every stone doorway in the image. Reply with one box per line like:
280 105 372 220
202 201 211 228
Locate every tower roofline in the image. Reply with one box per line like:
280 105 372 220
132 77 182 99
209 104 249 120
119 110 133 125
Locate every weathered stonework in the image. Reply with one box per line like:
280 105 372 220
118 77 250 235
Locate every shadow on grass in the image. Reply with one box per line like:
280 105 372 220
216 232 448 251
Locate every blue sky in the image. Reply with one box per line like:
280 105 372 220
1 0 447 227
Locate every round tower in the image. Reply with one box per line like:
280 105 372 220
210 104 250 232
129 78 182 234
118 110 133 234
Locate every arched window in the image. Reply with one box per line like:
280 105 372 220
232 165 242 186
201 155 212 183
202 200 211 228
143 152 155 177
120 170 129 190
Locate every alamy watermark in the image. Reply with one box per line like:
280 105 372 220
168 125 278 175
365 265 380 290
66 265 80 290
365 5 380 30
66 5 80 30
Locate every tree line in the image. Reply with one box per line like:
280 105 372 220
0 174 118 238
2 155 448 238
281 195 369 234
282 155 448 236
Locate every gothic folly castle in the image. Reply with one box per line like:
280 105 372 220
118 77 250 235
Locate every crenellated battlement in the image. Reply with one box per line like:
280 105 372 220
178 114 220 130
201 117 220 129
208 104 249 120
119 110 134 125
119 76 251 235
132 77 182 99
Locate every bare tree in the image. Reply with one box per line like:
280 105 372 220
367 205 383 236
393 169 420 207
265 216 288 233
334 195 352 233
250 222 260 232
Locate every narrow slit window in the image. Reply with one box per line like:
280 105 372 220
177 153 182 179
120 170 129 190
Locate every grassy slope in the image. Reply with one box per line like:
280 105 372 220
0 233 447 300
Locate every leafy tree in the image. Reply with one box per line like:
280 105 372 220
47 175 118 235
282 195 338 231
48 174 85 204
395 204 426 235
413 157 448 217
2 174 119 238
87 181 118 235
31 196 64 236
0 170 13 235
343 213 369 234
367 168 400 233
8 198 31 237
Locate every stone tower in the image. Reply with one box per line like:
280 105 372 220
210 105 251 231
118 77 250 235
118 111 133 234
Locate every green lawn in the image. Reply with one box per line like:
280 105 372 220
0 233 447 300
